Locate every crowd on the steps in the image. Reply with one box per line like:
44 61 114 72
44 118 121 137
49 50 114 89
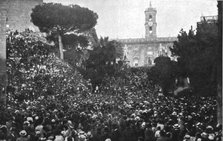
0 94 221 141
2 24 222 141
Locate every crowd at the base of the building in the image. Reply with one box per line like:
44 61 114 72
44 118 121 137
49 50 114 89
0 94 221 141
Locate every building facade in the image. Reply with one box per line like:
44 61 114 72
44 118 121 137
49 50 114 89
197 15 218 29
6 0 43 32
118 3 177 67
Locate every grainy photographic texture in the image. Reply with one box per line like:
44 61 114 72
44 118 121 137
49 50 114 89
0 0 221 141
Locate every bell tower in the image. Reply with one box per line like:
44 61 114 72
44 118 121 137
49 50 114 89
145 2 157 38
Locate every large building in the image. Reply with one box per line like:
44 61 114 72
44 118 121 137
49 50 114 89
117 2 177 67
5 0 43 32
197 15 218 29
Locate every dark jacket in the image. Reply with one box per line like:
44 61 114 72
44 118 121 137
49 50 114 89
156 136 171 141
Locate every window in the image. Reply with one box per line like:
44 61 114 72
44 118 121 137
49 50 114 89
148 57 152 65
133 58 139 67
134 63 138 67
147 51 153 55
149 15 152 19
149 26 152 31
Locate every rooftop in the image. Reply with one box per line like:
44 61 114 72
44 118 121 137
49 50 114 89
116 37 177 44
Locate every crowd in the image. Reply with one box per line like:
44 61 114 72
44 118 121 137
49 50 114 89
0 87 221 141
2 32 222 141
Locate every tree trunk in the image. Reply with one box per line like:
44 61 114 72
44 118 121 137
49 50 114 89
58 34 64 60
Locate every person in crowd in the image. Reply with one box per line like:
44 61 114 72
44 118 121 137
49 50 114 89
156 130 171 141
144 123 155 141
16 130 29 141
0 68 221 141
155 126 161 139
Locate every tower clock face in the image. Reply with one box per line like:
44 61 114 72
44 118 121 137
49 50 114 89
148 21 153 26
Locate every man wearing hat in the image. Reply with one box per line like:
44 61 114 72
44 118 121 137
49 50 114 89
156 130 170 141
16 130 29 141
0 125 7 141
172 124 181 141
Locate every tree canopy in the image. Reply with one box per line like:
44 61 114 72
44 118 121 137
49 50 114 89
31 3 98 33
170 21 218 96
147 56 176 95
79 37 124 90
31 3 98 59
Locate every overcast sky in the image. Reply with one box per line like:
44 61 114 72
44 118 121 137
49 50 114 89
44 0 217 39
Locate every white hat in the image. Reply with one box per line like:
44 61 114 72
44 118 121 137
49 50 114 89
206 125 213 130
68 120 72 124
105 138 111 141
208 134 215 140
27 117 33 122
35 125 43 131
51 119 56 123
196 122 201 126
184 134 190 139
78 135 86 140
141 122 146 127
23 121 30 126
135 116 140 120
172 111 177 116
35 116 39 120
173 124 180 128
201 132 208 138
19 130 27 137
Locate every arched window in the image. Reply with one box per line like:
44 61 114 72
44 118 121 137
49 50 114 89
133 58 139 67
148 57 152 65
149 15 152 19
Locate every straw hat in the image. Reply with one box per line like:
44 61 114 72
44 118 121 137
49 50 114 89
19 130 27 137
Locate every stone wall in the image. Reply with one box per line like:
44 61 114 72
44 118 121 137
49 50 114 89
0 0 8 105
217 0 222 125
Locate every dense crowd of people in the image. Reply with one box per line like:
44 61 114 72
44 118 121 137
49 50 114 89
0 94 221 141
0 75 221 141
3 35 223 141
